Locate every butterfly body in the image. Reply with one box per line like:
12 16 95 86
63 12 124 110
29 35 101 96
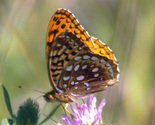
44 90 75 103
45 8 119 103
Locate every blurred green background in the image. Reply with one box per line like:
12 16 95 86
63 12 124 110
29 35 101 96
0 0 155 125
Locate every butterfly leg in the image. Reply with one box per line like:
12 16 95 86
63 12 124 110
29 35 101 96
64 103 75 118
60 103 74 118
81 98 85 104
99 116 104 125
60 103 73 116
64 103 70 114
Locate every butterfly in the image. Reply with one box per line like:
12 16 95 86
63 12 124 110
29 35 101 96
44 8 120 103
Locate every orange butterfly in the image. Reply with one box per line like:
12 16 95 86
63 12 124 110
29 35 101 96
44 8 119 103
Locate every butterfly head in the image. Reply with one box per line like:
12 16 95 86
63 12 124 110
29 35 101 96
44 90 56 102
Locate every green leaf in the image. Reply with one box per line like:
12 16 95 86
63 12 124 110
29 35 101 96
39 104 61 125
1 85 13 119
1 118 14 125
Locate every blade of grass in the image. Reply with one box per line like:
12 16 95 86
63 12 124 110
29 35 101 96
1 85 13 119
39 104 61 125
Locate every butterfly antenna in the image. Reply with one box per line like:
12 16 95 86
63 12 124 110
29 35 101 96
34 95 43 101
18 86 45 94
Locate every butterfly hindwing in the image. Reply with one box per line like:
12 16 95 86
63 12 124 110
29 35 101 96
57 52 119 96
49 31 119 96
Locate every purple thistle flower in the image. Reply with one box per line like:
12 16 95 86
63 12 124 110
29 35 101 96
62 95 106 125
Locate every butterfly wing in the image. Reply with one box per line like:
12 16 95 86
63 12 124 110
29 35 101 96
51 31 119 96
46 8 119 94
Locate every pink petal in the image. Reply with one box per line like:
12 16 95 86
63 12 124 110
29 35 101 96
87 96 97 114
62 114 73 125
98 98 106 114
70 105 80 118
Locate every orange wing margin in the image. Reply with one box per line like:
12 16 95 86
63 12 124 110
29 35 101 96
91 36 118 65
46 8 94 62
